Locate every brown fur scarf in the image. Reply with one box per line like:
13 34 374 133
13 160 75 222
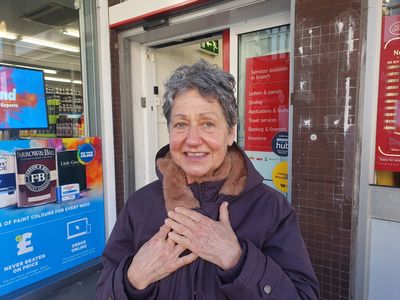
156 147 247 212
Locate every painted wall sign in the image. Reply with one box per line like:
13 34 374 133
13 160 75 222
375 15 400 171
0 137 105 297
244 53 289 194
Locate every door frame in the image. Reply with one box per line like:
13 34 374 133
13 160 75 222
127 42 158 192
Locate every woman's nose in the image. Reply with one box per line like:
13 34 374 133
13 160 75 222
185 126 201 146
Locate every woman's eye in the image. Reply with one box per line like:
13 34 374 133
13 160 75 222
203 122 215 128
174 122 187 129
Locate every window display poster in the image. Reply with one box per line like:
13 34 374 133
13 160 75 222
244 53 289 195
0 137 105 297
0 65 48 130
375 15 400 171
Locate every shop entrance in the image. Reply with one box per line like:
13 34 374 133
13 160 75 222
125 35 224 195
119 0 292 201
152 36 224 151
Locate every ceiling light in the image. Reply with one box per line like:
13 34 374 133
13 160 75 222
45 76 82 84
0 62 57 74
21 36 80 53
0 31 18 40
63 29 80 38
42 69 57 75
45 76 71 83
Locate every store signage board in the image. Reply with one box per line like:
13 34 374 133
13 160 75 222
0 137 105 297
244 53 289 195
375 15 400 171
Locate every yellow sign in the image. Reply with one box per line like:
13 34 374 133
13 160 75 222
272 161 288 193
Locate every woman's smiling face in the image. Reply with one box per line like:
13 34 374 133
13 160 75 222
169 89 235 184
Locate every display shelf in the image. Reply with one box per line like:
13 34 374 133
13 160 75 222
58 113 83 118
17 84 85 139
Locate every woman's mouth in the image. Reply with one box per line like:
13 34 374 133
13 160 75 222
185 152 207 158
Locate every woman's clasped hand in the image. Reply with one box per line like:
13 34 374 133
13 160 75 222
165 203 242 271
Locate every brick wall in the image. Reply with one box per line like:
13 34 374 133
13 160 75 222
108 0 124 214
292 1 362 299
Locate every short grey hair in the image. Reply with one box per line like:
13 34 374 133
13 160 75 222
162 59 238 129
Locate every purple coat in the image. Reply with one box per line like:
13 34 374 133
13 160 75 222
96 144 319 299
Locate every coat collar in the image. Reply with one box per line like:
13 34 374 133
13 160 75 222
156 144 249 211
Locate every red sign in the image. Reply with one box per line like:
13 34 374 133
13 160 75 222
375 15 400 171
244 53 289 152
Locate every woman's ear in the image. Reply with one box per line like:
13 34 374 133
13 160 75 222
227 127 235 146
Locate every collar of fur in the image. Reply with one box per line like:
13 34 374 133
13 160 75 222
156 146 247 212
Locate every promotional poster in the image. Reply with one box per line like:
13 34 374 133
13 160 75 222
0 137 105 296
0 154 17 208
0 65 48 130
375 15 400 171
244 53 289 195
15 148 57 207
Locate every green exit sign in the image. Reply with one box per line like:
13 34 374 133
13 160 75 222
200 40 219 55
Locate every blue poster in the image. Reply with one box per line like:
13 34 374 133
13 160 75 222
0 137 105 296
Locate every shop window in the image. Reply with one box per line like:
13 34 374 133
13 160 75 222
237 25 290 195
375 0 400 187
0 0 84 139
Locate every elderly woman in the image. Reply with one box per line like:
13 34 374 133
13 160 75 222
96 60 319 299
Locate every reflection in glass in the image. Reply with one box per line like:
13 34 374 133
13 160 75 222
0 0 84 139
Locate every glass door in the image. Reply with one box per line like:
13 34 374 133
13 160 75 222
233 23 291 197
